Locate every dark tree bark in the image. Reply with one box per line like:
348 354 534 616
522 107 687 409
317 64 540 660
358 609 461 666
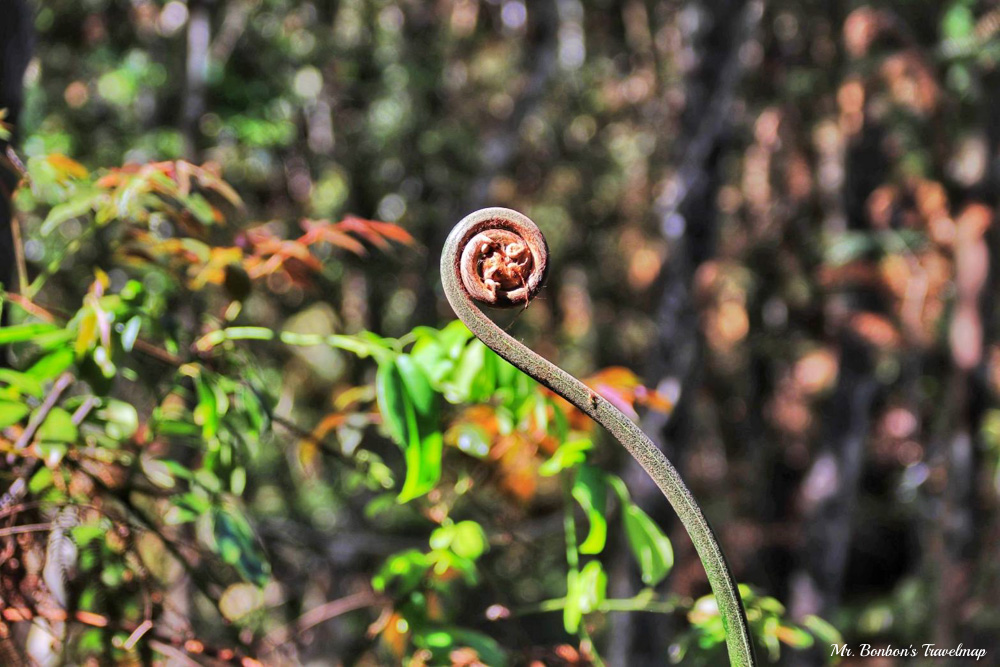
607 1 763 663
0 0 34 301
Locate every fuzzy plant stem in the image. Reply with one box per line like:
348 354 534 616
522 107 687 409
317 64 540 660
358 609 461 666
441 207 757 666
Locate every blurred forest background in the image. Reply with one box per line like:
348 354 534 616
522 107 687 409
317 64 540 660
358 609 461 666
2 0 1000 665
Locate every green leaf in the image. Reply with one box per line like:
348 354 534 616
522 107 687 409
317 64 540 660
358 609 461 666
120 316 141 352
29 466 54 494
943 3 975 40
438 320 475 359
451 520 488 559
803 614 842 645
776 625 814 649
450 422 491 459
396 354 435 415
372 549 430 596
325 332 395 360
194 374 219 440
431 520 488 560
578 560 608 613
376 358 407 445
410 334 451 385
183 192 217 224
40 194 96 235
447 338 487 402
141 456 176 489
223 326 275 341
231 467 247 495
416 626 507 667
71 524 107 548
165 492 208 524
96 399 139 440
211 506 269 585
0 323 61 344
38 442 68 467
219 583 265 622
539 438 592 477
37 407 78 444
563 568 582 634
381 354 443 502
623 504 674 586
27 348 75 380
572 465 608 555
0 370 44 397
0 399 30 429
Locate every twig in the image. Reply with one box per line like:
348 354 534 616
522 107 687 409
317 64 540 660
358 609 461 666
9 211 27 294
0 292 57 322
261 589 380 653
209 0 252 67
146 640 204 667
133 338 184 366
514 595 683 616
1 386 91 512
12 372 74 452
123 619 153 651
0 522 51 538
270 413 352 466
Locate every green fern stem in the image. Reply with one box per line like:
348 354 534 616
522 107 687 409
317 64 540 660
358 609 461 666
441 207 757 666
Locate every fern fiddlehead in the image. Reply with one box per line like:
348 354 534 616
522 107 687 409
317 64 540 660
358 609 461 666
441 207 757 666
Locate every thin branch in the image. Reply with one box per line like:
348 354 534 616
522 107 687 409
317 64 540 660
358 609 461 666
123 619 153 651
209 0 252 67
1 388 93 512
514 595 683 616
147 640 203 667
0 292 58 322
261 589 380 652
0 522 50 538
12 372 73 452
3 143 30 296
9 210 27 294
133 338 185 366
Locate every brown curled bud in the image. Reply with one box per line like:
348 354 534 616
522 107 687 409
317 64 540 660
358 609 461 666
452 208 548 308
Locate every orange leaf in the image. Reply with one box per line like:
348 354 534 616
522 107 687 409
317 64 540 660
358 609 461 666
46 153 88 180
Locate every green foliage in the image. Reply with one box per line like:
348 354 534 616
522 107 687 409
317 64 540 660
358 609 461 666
672 586 839 665
372 520 500 664
572 465 608 555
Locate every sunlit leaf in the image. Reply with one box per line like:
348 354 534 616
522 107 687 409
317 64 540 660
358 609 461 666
96 399 139 440
572 465 608 555
120 315 141 352
415 626 507 667
803 614 843 645
623 504 673 586
37 406 78 444
578 560 608 613
775 625 814 649
539 438 592 476
563 568 582 634
0 399 30 429
219 583 264 622
40 193 97 235
376 358 407 445
446 422 491 459
27 348 75 381
0 322 61 344
430 521 488 561
0 370 44 397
